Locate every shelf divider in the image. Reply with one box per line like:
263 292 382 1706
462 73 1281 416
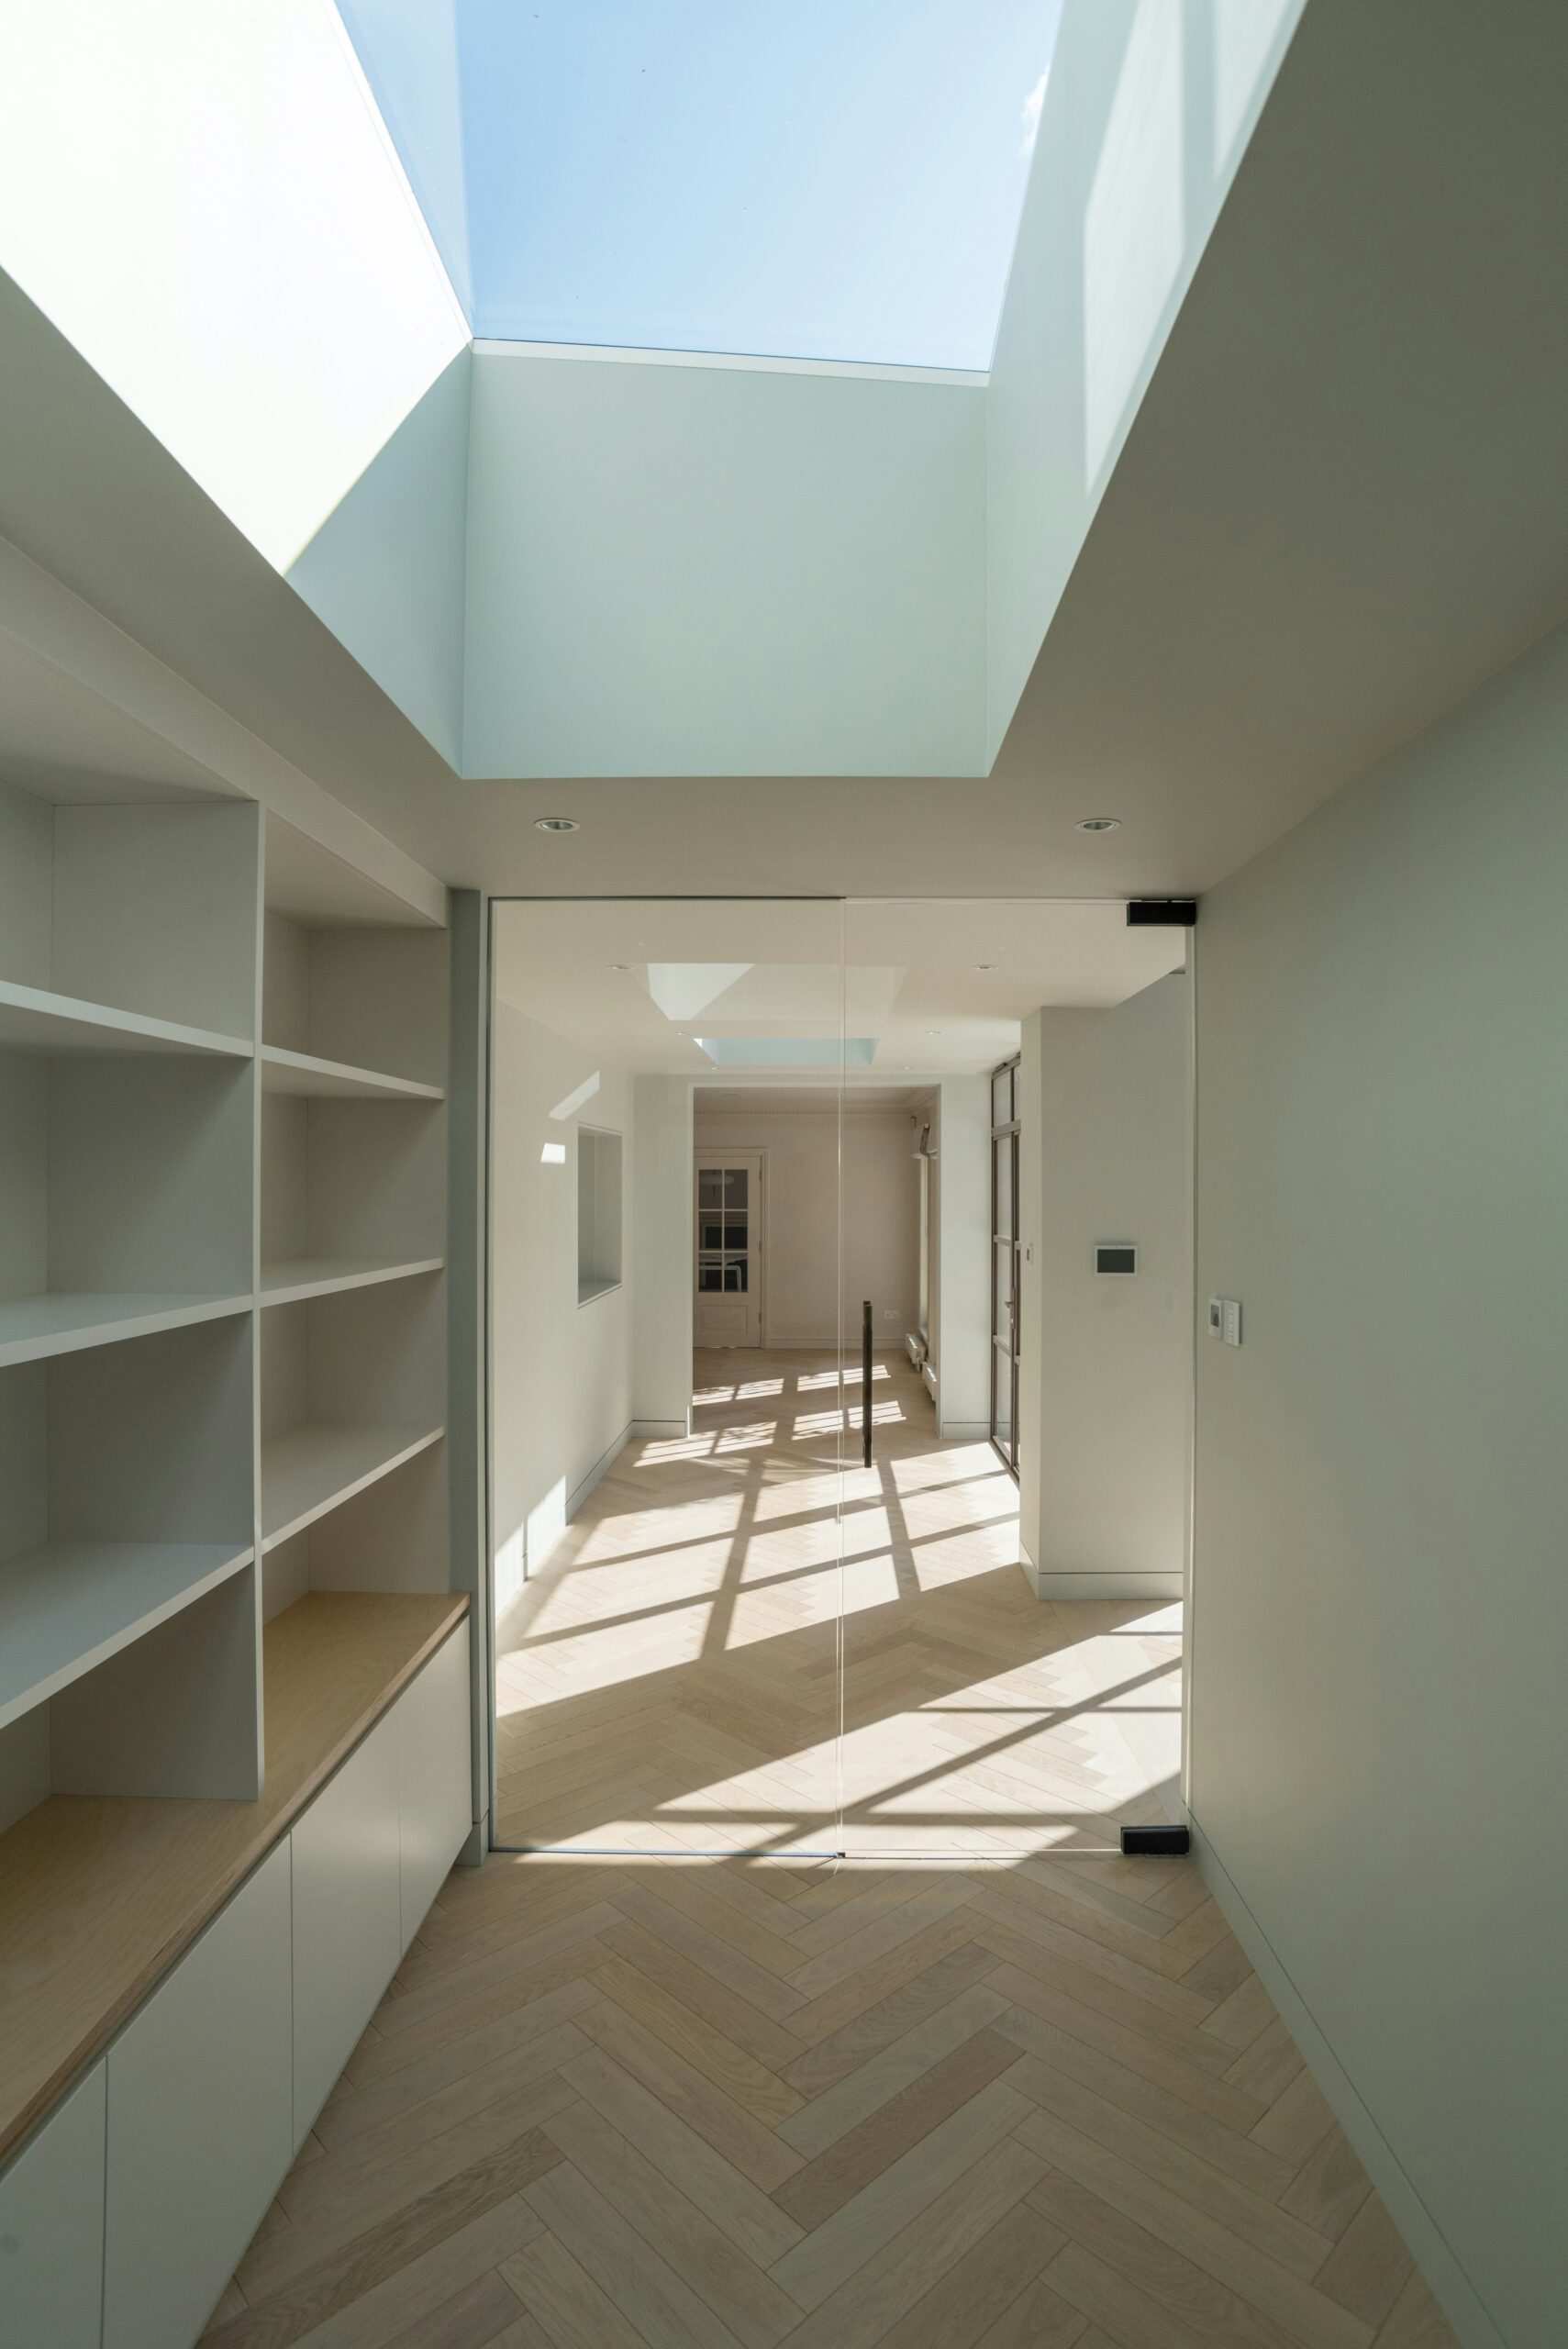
0 1291 254 1370
0 1542 255 1731
261 1422 445 1551
260 1045 443 1103
258 1259 444 1308
0 979 253 1060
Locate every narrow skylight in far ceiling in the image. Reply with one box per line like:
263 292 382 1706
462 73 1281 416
336 0 1064 370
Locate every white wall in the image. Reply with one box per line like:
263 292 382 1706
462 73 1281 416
1191 624 1568 2349
987 0 1304 759
692 1108 919 1350
932 1077 992 1437
464 350 984 779
286 348 472 768
490 1003 631 1613
631 1077 694 1433
0 0 466 572
1018 974 1191 1598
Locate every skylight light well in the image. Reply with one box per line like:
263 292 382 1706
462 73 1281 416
339 0 1063 371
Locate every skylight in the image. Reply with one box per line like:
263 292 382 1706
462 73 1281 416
337 0 1062 370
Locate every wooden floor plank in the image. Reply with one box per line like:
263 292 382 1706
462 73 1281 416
561 2042 803 2268
543 2098 804 2348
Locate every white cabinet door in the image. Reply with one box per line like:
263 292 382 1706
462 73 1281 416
292 1709 401 2136
104 1842 292 2349
398 1623 473 1952
0 2059 106 2349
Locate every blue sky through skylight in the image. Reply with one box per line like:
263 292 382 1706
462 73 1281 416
337 0 1062 369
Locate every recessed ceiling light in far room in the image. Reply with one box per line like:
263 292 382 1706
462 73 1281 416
535 816 578 833
973 963 996 972
1076 816 1121 833
608 963 631 972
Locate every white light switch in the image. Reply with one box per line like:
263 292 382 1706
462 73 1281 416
1222 1298 1242 1348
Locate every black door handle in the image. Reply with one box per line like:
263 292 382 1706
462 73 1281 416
862 1299 873 1467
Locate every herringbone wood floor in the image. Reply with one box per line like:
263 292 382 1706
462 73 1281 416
206 1353 1459 2348
495 1351 1183 1860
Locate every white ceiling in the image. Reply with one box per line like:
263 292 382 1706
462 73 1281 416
494 896 1183 1080
3 0 1566 909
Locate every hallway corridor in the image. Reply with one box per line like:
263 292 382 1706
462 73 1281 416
206 1355 1458 2344
495 1350 1181 1859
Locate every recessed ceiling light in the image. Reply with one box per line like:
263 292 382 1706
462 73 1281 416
1076 816 1120 833
535 816 578 833
926 1030 940 1036
608 963 630 972
973 963 996 972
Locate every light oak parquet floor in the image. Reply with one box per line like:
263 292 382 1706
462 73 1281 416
206 1353 1461 2347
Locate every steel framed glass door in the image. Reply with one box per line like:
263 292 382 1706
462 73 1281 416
990 1054 1021 1475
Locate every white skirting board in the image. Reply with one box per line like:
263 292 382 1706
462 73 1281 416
565 1426 633 1521
1189 1818 1502 2349
938 1419 990 1440
1019 1560 1184 1602
630 1417 689 1439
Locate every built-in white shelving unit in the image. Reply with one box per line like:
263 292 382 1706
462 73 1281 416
0 780 451 1842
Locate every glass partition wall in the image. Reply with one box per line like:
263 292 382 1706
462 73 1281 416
486 895 1193 1867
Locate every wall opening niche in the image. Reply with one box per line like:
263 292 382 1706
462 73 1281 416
577 1127 623 1305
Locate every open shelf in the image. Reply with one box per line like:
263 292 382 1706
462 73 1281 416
0 1541 253 1731
260 1257 444 1308
0 1591 468 2164
260 1045 443 1103
261 1422 444 1551
0 980 253 1060
0 1289 252 1370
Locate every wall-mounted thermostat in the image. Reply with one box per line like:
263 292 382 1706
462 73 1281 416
1095 1244 1138 1275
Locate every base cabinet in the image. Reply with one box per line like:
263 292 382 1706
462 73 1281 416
0 2061 106 2349
104 1842 292 2349
292 1709 402 2139
1 1621 471 2349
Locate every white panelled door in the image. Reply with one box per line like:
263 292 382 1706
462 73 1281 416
695 1151 763 1346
